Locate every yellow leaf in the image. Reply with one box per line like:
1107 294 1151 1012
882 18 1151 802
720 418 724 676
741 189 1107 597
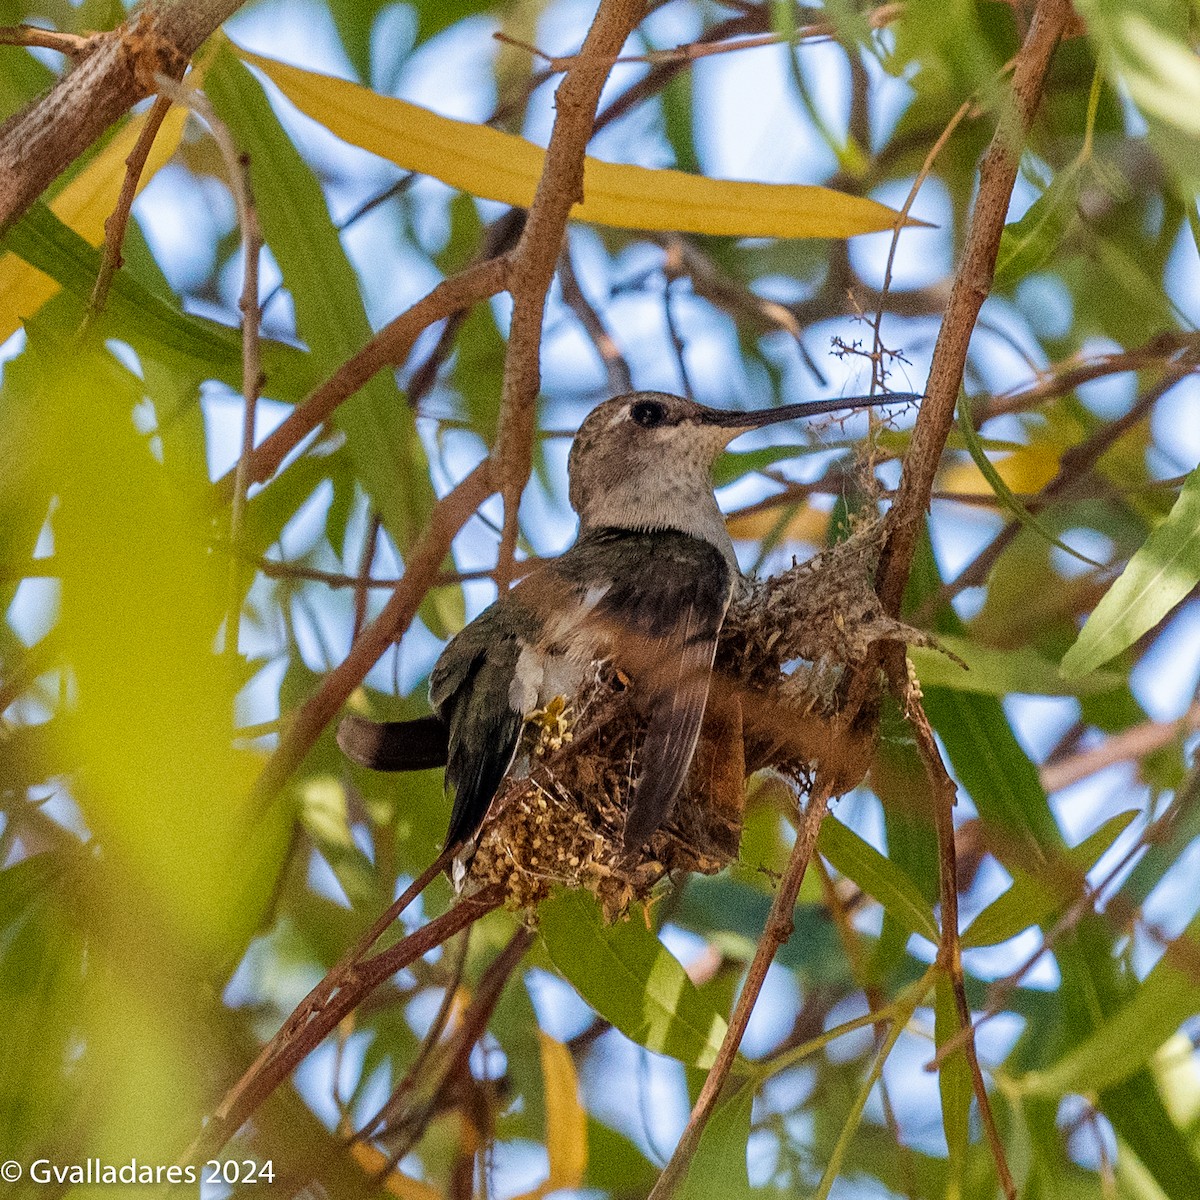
941 441 1061 497
0 104 188 342
727 503 830 545
349 1143 443 1200
513 1032 588 1199
236 47 915 240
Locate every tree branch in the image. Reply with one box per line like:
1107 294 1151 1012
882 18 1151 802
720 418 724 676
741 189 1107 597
492 0 645 584
647 778 834 1200
874 0 1074 615
0 0 247 234
248 459 495 808
1041 699 1200 794
212 256 509 505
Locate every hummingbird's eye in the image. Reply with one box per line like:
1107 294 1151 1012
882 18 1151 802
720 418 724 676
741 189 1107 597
630 399 667 428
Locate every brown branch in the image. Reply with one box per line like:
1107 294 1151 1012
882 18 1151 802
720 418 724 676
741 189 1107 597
662 239 694 399
187 874 505 1163
874 0 1074 616
984 331 1200 417
82 93 175 323
906 690 1014 1199
361 926 535 1175
354 928 471 1145
0 0 248 234
212 256 509 505
248 459 495 807
188 848 452 1161
499 3 904 73
0 23 92 56
252 556 530 591
155 77 264 653
1041 699 1200 794
557 240 632 394
353 513 382 640
647 778 834 1200
492 0 645 585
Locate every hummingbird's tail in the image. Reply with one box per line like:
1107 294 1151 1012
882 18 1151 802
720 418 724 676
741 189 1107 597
336 713 450 772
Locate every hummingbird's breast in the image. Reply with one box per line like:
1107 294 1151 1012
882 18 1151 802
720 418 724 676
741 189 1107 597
428 525 736 854
507 583 611 714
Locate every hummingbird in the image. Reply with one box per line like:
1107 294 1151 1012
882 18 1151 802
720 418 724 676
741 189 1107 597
339 390 912 854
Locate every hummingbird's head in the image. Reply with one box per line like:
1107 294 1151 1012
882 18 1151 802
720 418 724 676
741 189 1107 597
568 392 723 499
567 389 911 547
567 392 736 540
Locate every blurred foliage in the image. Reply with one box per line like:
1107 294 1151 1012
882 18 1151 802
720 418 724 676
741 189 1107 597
3 1 1200 1198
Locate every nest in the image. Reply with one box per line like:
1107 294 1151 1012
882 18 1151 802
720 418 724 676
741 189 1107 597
463 519 931 920
465 662 743 920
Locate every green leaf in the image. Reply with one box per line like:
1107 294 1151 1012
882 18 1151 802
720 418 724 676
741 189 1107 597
680 1080 756 1200
1074 0 1200 191
414 0 493 45
909 634 1122 697
908 533 1063 855
994 160 1083 289
1062 464 1200 679
1023 904 1200 1098
327 0 389 79
713 442 836 488
962 809 1138 949
956 393 1101 569
34 342 256 965
585 1117 658 1194
298 777 382 909
205 49 432 551
539 889 731 1069
3 201 311 397
676 876 852 986
935 976 971 1193
818 815 940 944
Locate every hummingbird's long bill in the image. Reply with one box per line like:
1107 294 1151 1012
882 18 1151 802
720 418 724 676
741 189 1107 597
699 391 922 429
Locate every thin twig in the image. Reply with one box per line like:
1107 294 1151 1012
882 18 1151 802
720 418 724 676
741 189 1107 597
0 23 92 56
874 0 1074 615
492 0 645 586
248 460 495 809
353 514 382 640
211 256 509 506
185 847 504 1163
84 94 176 324
367 926 535 1176
252 556 531 591
1040 699 1200 793
494 4 904 73
155 76 264 657
907 690 1015 1199
662 240 693 400
984 331 1200 417
647 779 835 1200
557 241 632 394
354 927 471 1145
869 97 974 396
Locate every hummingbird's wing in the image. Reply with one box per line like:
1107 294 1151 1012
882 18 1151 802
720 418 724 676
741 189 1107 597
430 602 532 850
621 603 722 848
571 530 733 848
